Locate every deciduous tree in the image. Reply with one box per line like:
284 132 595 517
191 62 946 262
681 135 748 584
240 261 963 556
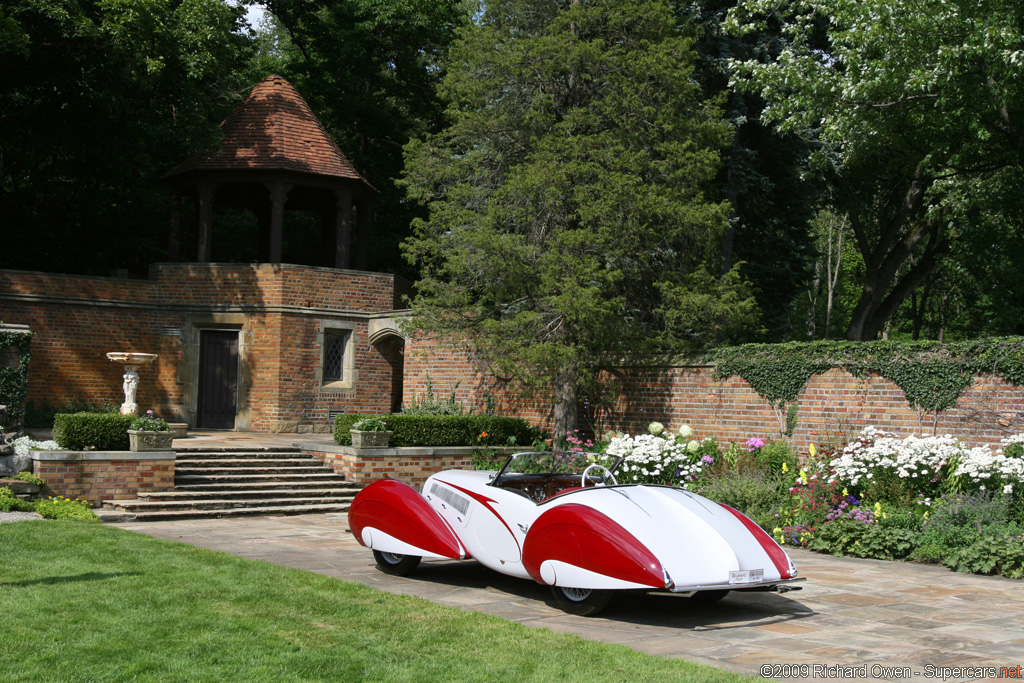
727 0 1024 340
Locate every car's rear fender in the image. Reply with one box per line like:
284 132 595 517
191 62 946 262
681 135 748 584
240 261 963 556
522 503 667 590
349 478 467 560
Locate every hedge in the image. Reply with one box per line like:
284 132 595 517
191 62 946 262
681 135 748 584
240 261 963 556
334 414 544 448
52 412 133 451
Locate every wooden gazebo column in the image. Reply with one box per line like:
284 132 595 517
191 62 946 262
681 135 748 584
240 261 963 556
354 199 373 270
197 181 218 262
265 181 293 264
169 191 183 262
334 188 353 269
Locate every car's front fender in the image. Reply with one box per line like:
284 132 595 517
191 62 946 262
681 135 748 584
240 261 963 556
349 479 467 560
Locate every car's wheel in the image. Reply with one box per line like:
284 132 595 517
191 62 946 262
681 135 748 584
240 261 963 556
372 550 421 576
551 586 612 616
689 589 729 604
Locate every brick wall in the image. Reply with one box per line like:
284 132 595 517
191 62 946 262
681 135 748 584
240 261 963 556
1 264 408 432
307 446 522 488
32 452 174 505
6 264 1022 448
404 335 1024 452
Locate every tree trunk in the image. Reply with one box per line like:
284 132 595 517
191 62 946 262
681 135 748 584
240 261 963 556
844 173 945 340
552 368 578 443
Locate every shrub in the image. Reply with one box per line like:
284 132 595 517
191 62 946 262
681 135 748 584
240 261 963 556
53 412 133 451
606 432 710 486
13 471 45 487
0 486 36 512
694 469 790 531
942 527 1024 578
334 414 544 448
829 427 960 504
35 495 99 521
809 520 918 560
910 491 1014 561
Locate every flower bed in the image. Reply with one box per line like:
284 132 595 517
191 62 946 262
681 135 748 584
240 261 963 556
589 421 1024 579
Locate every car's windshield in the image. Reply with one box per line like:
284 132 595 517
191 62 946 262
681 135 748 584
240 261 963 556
493 451 622 479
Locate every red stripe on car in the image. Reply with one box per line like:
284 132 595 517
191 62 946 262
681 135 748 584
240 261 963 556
720 505 791 579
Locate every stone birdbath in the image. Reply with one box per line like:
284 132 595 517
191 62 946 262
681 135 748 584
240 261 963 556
106 352 158 416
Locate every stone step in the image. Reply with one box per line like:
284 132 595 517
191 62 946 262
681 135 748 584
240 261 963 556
175 465 329 476
175 472 346 485
99 502 353 521
102 447 354 519
105 495 357 512
171 480 352 492
173 447 303 455
139 487 360 502
174 458 323 469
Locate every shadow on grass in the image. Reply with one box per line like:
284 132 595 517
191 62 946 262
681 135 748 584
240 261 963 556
2 572 143 588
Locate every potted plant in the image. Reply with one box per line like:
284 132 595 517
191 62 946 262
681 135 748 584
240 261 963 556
350 416 392 449
127 410 174 452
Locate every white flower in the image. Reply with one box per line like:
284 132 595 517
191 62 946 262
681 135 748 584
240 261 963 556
677 424 693 438
648 422 664 436
686 440 700 453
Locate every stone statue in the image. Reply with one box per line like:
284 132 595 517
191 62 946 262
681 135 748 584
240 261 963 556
121 368 140 415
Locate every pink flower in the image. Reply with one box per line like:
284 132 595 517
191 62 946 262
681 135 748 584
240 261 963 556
745 438 765 450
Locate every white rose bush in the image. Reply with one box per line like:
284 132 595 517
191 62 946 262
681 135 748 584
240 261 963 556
829 427 1024 507
606 423 714 486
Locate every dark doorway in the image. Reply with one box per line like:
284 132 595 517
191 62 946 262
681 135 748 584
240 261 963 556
375 335 405 414
197 330 239 429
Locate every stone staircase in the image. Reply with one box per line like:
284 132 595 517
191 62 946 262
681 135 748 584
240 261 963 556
103 447 362 520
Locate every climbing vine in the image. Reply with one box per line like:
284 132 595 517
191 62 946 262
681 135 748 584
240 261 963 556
0 328 33 422
706 338 1024 413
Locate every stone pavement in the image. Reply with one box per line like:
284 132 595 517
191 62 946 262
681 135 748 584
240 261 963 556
109 512 1024 682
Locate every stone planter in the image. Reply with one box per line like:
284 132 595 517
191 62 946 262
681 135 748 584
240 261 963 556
167 423 188 439
128 429 175 452
350 429 392 449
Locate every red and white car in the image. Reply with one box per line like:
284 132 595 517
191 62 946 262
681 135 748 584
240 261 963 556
348 451 804 615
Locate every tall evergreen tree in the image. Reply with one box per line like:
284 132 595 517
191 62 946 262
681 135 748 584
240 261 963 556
402 0 757 434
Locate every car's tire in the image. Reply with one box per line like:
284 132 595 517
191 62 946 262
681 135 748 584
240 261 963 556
372 550 421 576
551 586 612 616
689 589 729 604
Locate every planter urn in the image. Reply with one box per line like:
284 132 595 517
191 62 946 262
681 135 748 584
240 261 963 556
350 430 392 449
128 429 175 452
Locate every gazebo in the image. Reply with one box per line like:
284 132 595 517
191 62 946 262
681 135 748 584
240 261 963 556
163 75 376 269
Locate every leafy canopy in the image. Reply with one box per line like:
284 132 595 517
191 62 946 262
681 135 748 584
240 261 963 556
726 0 1024 340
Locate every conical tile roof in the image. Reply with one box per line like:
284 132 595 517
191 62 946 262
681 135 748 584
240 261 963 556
165 75 371 187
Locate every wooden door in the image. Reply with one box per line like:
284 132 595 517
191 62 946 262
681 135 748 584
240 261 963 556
197 330 238 429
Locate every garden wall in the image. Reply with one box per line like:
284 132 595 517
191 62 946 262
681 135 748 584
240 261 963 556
402 337 1024 452
32 450 175 505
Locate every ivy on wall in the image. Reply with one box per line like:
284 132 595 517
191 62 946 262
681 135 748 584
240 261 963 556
0 328 33 422
706 338 1024 413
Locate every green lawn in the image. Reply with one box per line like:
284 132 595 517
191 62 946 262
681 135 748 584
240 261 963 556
1 521 754 682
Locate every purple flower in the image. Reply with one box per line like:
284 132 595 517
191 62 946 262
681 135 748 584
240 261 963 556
745 438 765 450
701 455 715 465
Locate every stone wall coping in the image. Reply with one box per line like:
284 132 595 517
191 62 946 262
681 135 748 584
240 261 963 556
31 450 176 462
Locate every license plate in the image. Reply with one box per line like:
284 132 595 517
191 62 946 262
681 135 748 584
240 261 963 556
729 569 764 584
